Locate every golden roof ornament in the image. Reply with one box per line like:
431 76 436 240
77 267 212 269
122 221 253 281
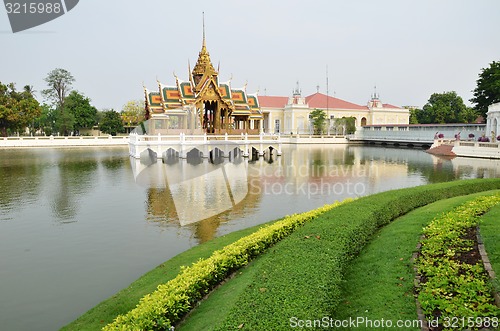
192 12 217 86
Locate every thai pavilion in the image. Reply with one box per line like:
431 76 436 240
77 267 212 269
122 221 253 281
143 30 262 135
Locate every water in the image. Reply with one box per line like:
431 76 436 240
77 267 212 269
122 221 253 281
0 145 499 331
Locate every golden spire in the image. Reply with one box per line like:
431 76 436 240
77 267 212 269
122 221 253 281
192 12 216 86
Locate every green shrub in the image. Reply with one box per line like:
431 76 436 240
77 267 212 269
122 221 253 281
103 201 349 330
417 194 500 327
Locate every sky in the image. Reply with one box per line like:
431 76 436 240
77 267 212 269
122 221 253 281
1 0 500 111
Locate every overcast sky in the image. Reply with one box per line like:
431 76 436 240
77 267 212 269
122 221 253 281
2 0 499 111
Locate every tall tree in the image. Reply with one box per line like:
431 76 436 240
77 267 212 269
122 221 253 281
121 100 146 126
421 91 467 124
471 61 500 119
64 91 98 133
0 82 41 136
309 108 327 134
99 109 124 136
42 68 75 110
333 117 356 135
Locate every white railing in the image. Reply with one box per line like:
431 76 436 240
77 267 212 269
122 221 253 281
129 132 281 144
0 135 129 147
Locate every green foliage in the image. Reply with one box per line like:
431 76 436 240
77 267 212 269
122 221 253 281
99 109 124 136
41 68 75 110
409 107 420 124
471 60 500 119
121 100 146 127
417 195 500 326
0 82 41 136
64 91 98 132
479 205 500 296
333 116 356 134
55 108 75 136
419 91 468 124
309 108 327 134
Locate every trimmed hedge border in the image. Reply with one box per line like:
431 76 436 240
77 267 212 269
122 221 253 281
416 194 500 326
104 179 500 330
103 200 349 330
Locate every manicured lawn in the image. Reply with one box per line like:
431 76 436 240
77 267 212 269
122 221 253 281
479 204 500 293
334 191 500 328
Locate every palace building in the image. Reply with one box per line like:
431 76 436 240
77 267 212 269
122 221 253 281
143 27 409 135
143 29 262 135
258 85 410 134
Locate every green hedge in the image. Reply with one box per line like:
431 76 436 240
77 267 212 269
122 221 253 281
214 179 500 330
417 194 500 325
104 179 500 330
104 201 349 330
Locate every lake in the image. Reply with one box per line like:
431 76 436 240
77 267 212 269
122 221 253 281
1 144 499 331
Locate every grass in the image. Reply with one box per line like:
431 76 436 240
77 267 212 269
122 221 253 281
479 204 500 294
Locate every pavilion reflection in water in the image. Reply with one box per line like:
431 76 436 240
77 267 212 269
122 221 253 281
130 151 269 228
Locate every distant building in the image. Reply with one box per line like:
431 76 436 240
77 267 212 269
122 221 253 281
259 86 410 134
486 102 500 138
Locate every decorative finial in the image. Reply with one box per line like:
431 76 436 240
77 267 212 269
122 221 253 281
316 84 320 93
202 12 206 48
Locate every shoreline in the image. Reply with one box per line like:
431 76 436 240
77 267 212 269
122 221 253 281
0 135 129 148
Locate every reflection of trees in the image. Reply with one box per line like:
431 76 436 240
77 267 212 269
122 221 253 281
101 156 126 171
52 158 98 221
0 151 43 215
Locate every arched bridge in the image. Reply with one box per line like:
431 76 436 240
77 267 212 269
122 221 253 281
129 133 282 159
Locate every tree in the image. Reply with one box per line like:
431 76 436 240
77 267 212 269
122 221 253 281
471 61 500 119
409 109 420 124
33 104 57 136
99 109 124 136
420 91 467 124
121 100 146 127
64 91 98 133
0 82 41 136
459 107 479 124
42 68 75 110
309 108 327 134
333 117 356 135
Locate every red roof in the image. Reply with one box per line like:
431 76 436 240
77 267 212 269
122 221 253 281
258 95 289 108
258 92 401 110
382 103 402 109
306 93 367 110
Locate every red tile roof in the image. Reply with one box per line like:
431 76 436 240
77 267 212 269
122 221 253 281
258 92 401 110
257 95 289 108
306 93 367 110
382 103 402 109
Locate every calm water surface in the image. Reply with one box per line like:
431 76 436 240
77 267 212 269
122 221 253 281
1 145 499 331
